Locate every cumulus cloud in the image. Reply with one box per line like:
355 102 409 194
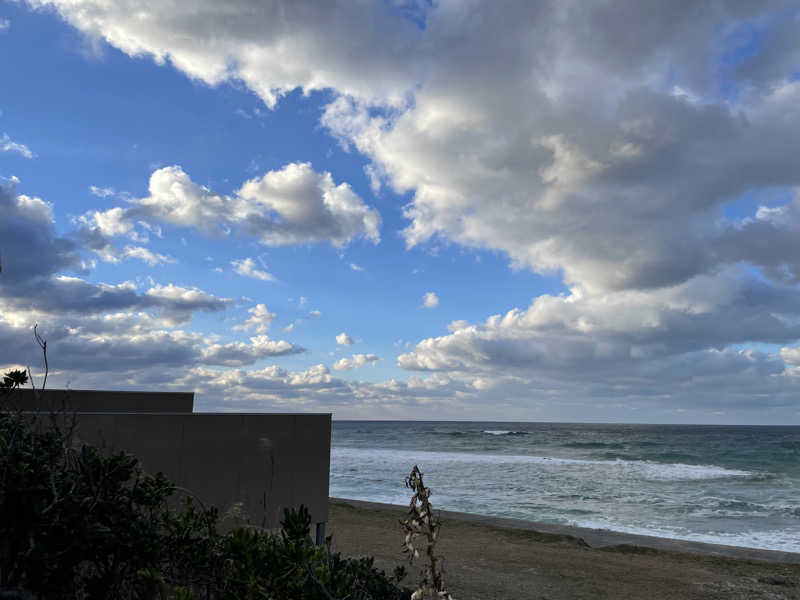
1 133 34 159
0 182 230 322
317 9 800 298
184 364 352 412
87 163 380 248
231 258 275 282
0 180 81 284
333 353 380 371
25 3 800 292
236 162 380 246
0 311 302 377
350 263 364 272
0 184 290 377
336 332 353 346
81 207 134 237
0 19 9 32
182 364 479 417
422 292 439 309
143 284 232 324
200 335 304 366
14 0 800 418
75 205 176 266
233 304 276 334
27 0 419 108
397 269 800 414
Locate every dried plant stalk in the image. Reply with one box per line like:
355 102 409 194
401 465 455 600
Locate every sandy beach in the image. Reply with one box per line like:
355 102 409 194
328 498 800 600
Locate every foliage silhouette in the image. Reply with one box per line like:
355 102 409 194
0 353 410 599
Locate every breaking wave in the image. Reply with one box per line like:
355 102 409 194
332 447 756 481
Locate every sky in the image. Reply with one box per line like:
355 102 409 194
1 1 800 423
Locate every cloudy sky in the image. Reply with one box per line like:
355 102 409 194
2 1 800 423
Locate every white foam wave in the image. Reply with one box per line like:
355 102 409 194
567 517 800 554
483 430 527 436
327 491 800 554
331 447 755 481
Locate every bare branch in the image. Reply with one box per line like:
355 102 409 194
34 324 48 392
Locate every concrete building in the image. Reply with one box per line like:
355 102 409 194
8 388 331 542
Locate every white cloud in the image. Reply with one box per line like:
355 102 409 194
11 1 800 420
400 270 800 384
780 347 800 366
336 332 353 346
279 309 319 335
0 308 303 377
333 353 380 371
422 292 439 309
235 161 380 247
0 19 9 31
233 303 276 334
322 19 800 297
1 134 34 159
89 185 116 198
27 2 800 294
0 180 80 285
350 262 364 272
182 363 352 412
89 163 380 248
27 0 418 109
231 258 275 282
85 206 132 236
200 335 304 366
119 245 174 266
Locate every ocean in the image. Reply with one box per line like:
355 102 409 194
330 421 800 553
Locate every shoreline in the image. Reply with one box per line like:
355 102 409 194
327 497 800 599
330 497 800 565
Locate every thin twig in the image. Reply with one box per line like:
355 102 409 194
34 324 48 392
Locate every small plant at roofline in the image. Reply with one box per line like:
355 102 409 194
401 465 455 600
0 370 28 395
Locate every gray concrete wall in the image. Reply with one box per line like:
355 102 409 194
71 412 331 530
4 388 331 532
9 388 194 413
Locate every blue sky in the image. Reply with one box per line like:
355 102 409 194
2 1 800 423
1 2 562 382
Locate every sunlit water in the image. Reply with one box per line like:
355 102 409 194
330 421 800 553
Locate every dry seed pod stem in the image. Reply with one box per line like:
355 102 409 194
400 465 456 600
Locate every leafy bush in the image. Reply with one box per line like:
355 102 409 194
0 369 410 600
0 385 184 598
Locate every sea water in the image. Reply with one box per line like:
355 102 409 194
330 421 800 553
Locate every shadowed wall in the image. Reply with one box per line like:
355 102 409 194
10 389 331 533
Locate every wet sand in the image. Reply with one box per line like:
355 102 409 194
328 498 800 600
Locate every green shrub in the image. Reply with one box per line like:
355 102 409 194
0 368 410 600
